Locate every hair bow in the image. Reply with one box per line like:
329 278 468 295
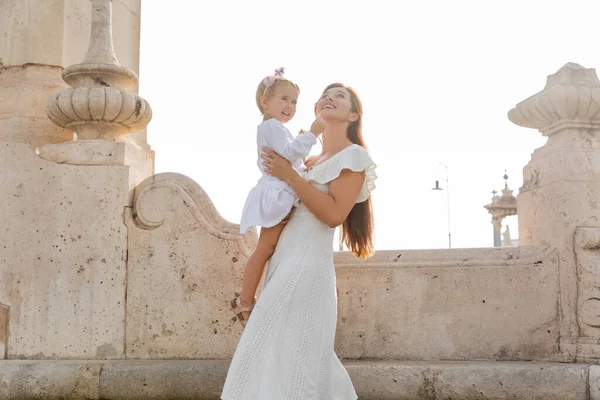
263 67 285 88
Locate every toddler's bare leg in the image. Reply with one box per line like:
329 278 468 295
238 222 286 319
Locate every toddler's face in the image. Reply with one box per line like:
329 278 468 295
263 83 299 123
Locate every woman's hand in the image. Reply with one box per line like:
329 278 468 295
261 147 298 183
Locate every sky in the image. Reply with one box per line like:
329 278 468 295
138 0 600 250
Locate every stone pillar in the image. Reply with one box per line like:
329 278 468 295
492 217 501 247
509 62 600 362
0 304 8 359
0 0 152 359
0 0 150 150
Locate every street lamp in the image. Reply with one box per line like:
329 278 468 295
432 165 452 249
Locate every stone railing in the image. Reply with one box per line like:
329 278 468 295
125 172 561 362
334 245 559 361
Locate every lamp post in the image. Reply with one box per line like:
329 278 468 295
432 164 451 249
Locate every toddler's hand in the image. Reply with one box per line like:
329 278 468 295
310 117 326 136
298 129 305 135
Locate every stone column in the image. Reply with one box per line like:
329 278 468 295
0 304 8 359
492 216 502 247
0 0 152 359
509 62 600 362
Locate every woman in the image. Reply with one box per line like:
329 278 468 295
221 83 376 400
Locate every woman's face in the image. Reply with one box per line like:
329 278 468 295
315 86 355 122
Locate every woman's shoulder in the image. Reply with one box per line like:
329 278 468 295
332 145 377 202
308 144 377 185
341 143 369 157
335 144 374 168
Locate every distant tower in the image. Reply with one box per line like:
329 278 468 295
484 172 517 247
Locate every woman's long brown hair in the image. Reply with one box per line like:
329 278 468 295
320 83 374 258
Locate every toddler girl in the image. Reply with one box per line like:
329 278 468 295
232 68 326 327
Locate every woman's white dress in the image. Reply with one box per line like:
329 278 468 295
222 144 377 400
239 118 317 234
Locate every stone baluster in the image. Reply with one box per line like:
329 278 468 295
509 62 600 362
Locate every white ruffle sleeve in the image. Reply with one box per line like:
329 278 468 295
306 144 376 203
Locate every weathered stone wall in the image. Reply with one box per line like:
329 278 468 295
0 142 134 359
334 247 559 361
124 173 560 362
125 173 257 359
0 160 562 362
0 65 72 147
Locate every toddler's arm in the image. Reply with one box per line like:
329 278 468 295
262 120 317 163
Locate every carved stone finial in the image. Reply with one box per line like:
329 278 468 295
45 0 152 141
508 63 600 136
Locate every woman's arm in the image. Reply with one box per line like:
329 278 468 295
262 147 365 228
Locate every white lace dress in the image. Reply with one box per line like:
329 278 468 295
222 144 377 400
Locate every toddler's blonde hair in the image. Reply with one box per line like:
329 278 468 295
255 76 300 115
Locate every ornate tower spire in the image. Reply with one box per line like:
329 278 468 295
484 172 517 247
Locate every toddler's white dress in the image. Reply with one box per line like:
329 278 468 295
240 118 317 234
